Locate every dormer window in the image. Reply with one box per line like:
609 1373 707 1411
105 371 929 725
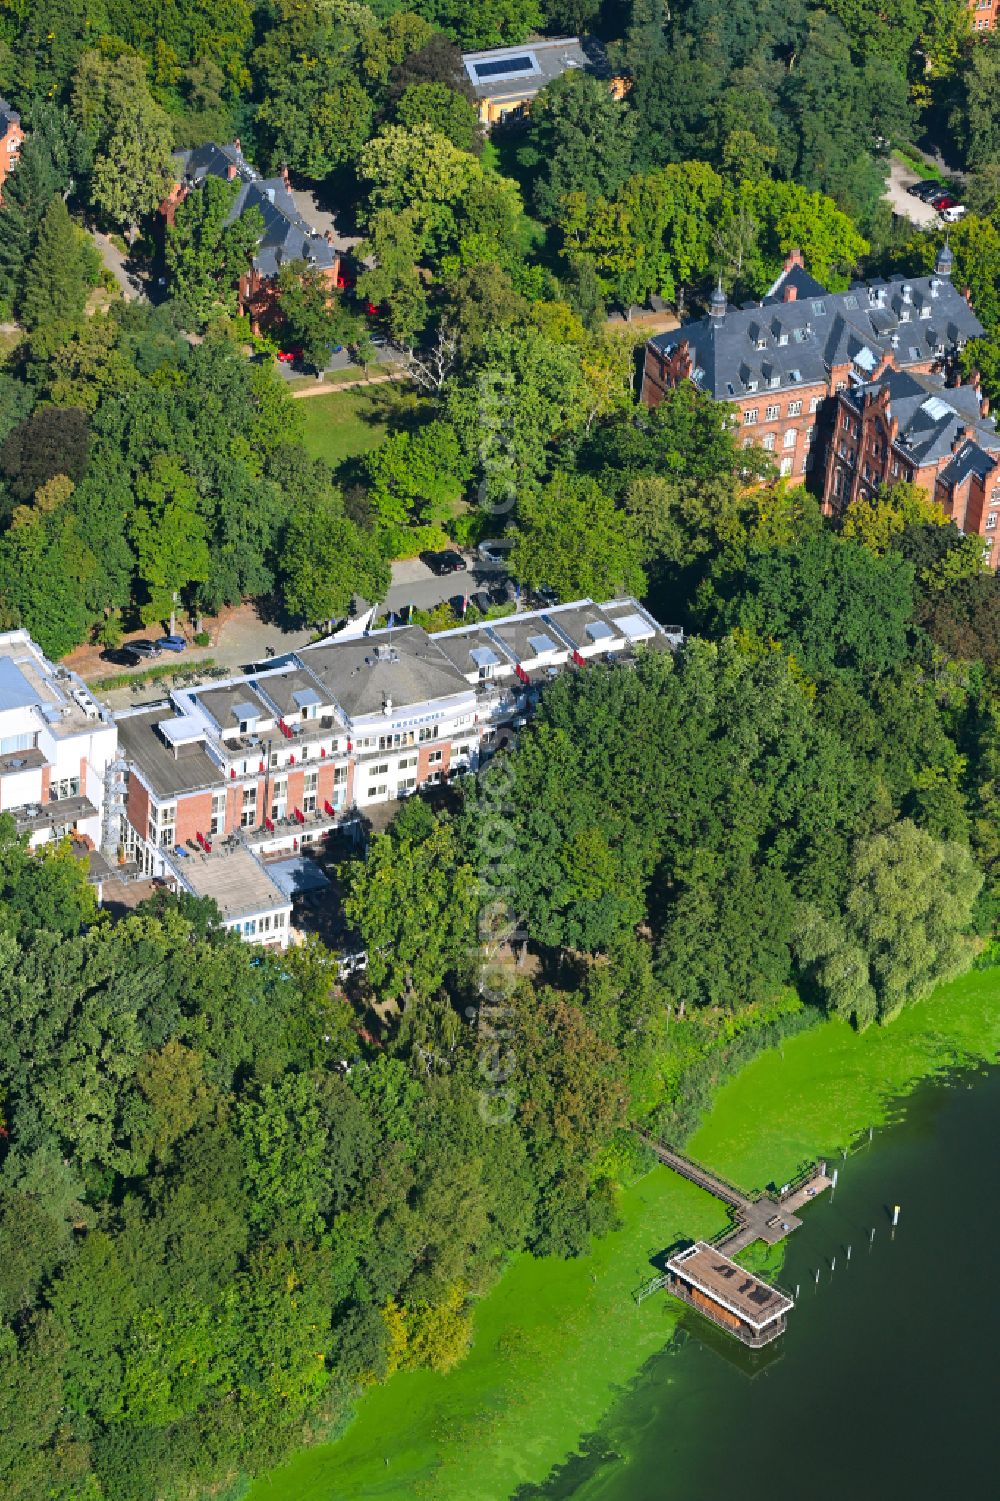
756 336 767 350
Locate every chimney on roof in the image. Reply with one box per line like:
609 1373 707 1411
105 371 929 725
784 248 804 272
227 163 238 180
784 283 797 303
233 137 241 152
970 367 981 391
280 163 291 190
982 397 991 418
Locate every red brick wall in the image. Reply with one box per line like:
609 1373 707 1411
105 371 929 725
174 792 213 846
418 743 451 781
0 121 23 201
126 776 151 841
40 764 51 802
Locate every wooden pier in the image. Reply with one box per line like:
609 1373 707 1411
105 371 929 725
634 1131 832 1341
634 1132 831 1255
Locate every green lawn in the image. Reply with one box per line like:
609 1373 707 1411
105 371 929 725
248 965 1000 1501
297 383 418 470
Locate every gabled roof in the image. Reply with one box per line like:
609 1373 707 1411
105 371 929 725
0 98 21 135
173 142 337 276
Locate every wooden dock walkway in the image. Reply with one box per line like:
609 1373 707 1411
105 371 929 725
634 1130 831 1254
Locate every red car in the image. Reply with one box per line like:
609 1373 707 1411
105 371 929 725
277 346 304 363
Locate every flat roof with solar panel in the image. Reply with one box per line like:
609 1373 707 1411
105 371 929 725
666 1242 793 1347
461 36 606 107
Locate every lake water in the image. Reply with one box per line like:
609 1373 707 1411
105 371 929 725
523 1064 1000 1501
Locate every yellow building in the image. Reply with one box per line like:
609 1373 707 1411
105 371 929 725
461 36 610 129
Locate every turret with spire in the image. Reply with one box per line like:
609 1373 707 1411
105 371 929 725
936 236 953 279
708 279 727 324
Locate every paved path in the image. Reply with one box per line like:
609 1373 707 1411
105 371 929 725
90 230 145 301
289 373 400 398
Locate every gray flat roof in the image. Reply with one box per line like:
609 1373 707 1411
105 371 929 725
175 845 290 919
0 657 40 712
265 853 332 900
116 706 223 798
195 683 273 732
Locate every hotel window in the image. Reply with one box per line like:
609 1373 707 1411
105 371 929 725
333 766 348 784
788 400 802 417
369 763 389 779
765 404 780 421
428 749 444 765
743 408 758 425
241 786 257 828
780 457 793 477
399 776 417 791
783 428 797 449
809 396 821 413
51 775 81 801
418 725 439 743
1 731 38 755
209 791 226 835
371 783 388 797
987 512 998 530
762 432 776 451
303 771 318 812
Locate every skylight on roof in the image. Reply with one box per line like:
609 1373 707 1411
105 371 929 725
844 295 859 309
585 621 615 642
232 700 260 724
470 646 499 669
854 346 877 371
616 612 653 642
471 54 535 81
527 634 558 656
812 300 827 315
922 396 952 421
291 687 321 709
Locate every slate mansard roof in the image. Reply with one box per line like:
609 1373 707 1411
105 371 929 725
841 367 1000 481
173 142 336 277
649 262 984 404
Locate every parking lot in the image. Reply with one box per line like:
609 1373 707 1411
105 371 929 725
885 156 960 229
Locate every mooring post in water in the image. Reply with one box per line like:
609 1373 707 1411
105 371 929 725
795 1284 800 1299
869 1126 874 1143
815 1267 820 1285
892 1204 900 1227
846 1244 852 1262
830 1255 836 1274
870 1226 876 1248
831 1167 839 1190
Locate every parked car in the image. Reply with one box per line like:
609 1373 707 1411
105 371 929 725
913 181 946 202
156 634 186 652
926 187 954 208
531 585 558 607
476 538 514 567
421 549 467 576
940 204 966 223
277 346 303 364
123 640 161 662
